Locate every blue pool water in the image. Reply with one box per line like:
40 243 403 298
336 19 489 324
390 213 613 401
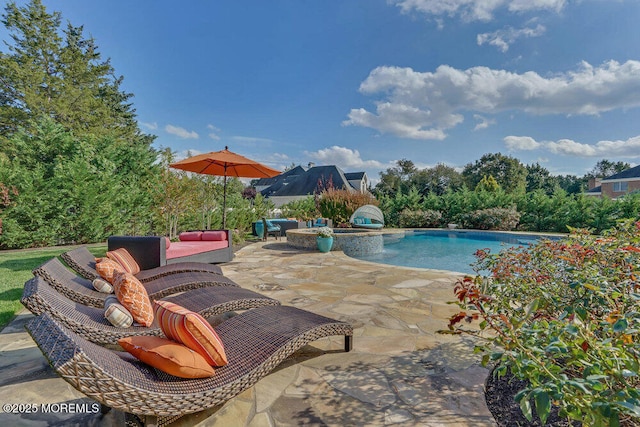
352 230 545 274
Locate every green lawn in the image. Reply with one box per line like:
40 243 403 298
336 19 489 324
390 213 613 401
0 245 106 329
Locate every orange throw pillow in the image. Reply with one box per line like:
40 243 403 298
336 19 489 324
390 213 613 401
95 258 126 284
154 300 228 367
118 336 215 378
113 272 154 327
106 248 141 275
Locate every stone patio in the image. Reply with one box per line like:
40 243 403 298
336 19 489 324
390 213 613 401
0 239 497 426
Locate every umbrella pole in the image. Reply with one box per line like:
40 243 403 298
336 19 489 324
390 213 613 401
222 173 227 229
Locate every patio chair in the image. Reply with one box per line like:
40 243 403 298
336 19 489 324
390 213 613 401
33 258 240 308
26 308 353 426
21 276 280 345
61 246 223 283
262 218 281 241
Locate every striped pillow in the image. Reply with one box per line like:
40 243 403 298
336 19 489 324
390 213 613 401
106 248 141 275
93 277 114 293
95 258 126 284
154 300 228 367
104 295 133 328
113 272 154 327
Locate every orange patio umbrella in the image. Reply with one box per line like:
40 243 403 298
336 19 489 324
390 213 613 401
170 146 280 228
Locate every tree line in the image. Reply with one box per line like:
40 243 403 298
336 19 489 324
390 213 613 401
373 155 638 233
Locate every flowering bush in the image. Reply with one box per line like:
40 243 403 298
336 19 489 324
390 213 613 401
448 220 640 426
316 227 334 238
398 209 442 228
460 207 520 230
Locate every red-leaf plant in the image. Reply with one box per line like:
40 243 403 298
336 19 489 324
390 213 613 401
446 221 640 426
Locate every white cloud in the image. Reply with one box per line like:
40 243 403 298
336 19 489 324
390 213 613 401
165 124 199 139
344 60 640 140
473 114 495 130
140 121 158 131
390 0 567 22
504 135 542 150
207 124 221 140
304 146 386 169
477 24 546 52
505 135 640 158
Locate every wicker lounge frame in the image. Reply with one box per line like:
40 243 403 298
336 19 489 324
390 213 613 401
61 246 224 283
33 258 239 308
21 276 280 345
27 308 353 426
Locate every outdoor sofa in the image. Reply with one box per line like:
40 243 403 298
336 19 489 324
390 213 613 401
108 229 234 269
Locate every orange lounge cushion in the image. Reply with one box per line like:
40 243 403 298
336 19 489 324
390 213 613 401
106 248 141 275
118 336 215 378
95 258 126 284
154 300 228 367
113 272 154 327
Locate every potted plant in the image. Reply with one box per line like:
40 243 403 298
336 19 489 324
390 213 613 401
316 227 334 253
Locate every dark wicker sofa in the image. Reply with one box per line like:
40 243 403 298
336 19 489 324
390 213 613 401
108 230 234 270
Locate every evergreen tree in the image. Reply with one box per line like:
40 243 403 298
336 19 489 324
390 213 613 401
0 1 160 248
0 0 143 140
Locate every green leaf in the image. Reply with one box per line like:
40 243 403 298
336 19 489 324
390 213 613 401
613 318 628 333
520 396 533 422
565 324 579 335
534 391 551 425
567 380 590 394
621 369 637 378
617 401 640 416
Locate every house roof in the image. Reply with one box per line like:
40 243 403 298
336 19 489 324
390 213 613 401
586 185 602 193
344 172 365 180
253 165 305 187
260 165 358 197
603 165 640 181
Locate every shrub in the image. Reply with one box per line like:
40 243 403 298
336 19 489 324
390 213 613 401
398 209 442 228
280 197 319 221
448 220 640 426
317 188 377 226
460 207 520 230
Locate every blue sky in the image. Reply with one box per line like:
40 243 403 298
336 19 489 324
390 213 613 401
11 0 640 183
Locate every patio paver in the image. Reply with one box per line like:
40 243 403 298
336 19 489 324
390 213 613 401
0 239 496 426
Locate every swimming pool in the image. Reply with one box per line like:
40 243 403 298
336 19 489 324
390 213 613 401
351 230 558 274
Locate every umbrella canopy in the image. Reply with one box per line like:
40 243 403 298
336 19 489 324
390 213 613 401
170 146 280 228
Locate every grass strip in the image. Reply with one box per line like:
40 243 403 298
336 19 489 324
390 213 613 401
0 245 106 329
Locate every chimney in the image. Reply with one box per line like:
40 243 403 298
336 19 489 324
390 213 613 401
588 177 602 190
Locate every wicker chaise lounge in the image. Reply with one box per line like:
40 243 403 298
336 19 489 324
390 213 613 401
27 308 353 426
21 276 280 345
33 258 239 308
61 246 224 283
